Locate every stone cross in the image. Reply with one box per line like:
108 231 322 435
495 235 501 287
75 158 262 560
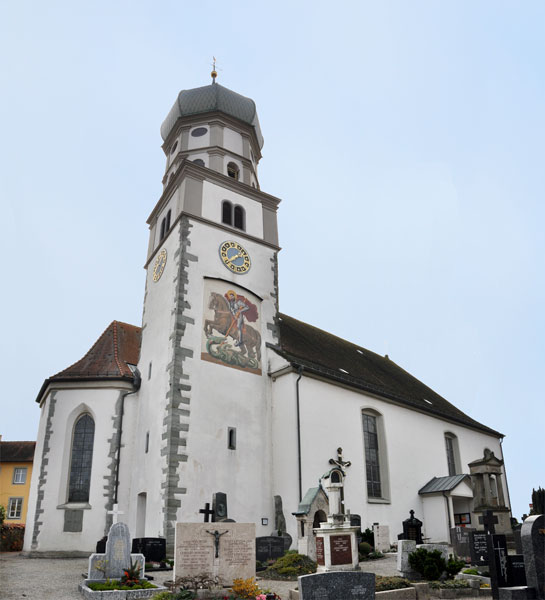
199 502 214 523
328 447 352 475
107 503 124 524
479 510 498 534
206 529 228 558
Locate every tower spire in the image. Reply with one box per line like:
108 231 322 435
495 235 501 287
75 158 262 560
211 56 218 83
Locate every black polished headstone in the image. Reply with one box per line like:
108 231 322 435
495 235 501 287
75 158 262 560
256 536 285 563
513 525 523 555
132 537 166 562
470 531 489 566
212 492 228 522
507 555 527 587
401 510 423 544
488 534 509 599
96 536 108 554
299 571 375 600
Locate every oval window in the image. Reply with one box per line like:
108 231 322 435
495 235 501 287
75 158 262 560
191 127 208 137
170 141 178 155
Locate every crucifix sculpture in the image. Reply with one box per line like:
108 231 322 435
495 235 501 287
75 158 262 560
328 447 352 475
206 529 228 558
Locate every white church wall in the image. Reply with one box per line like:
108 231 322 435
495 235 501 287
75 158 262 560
421 495 450 542
271 371 504 545
223 127 243 156
24 385 131 552
201 180 264 239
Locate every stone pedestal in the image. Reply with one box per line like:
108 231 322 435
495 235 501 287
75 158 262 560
314 523 360 572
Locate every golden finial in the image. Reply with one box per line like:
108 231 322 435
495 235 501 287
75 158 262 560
211 56 218 83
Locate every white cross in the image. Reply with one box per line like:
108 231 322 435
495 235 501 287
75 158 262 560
107 503 124 524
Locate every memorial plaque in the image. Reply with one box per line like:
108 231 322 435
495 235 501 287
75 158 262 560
330 534 352 565
507 554 527 587
174 522 255 586
299 571 375 600
470 531 489 566
256 536 285 563
132 537 166 562
316 536 325 566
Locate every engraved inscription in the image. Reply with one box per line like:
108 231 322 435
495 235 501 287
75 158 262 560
179 539 214 573
331 534 352 565
351 584 367 596
224 538 253 567
316 536 325 565
113 539 125 561
312 586 329 599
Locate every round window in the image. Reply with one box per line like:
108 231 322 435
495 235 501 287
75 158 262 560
191 127 208 137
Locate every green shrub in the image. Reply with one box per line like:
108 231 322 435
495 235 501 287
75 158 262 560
88 579 156 591
358 541 372 556
429 580 470 589
264 552 317 579
446 555 466 578
153 593 174 600
0 524 25 551
368 551 384 560
361 527 374 546
463 568 479 575
375 576 412 591
0 506 5 527
408 548 447 581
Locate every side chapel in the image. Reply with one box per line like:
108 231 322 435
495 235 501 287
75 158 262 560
23 74 512 556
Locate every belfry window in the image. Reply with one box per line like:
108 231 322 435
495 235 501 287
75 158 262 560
68 414 95 502
227 162 240 180
159 210 171 241
221 201 245 231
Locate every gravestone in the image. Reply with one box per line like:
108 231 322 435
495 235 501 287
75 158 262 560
521 514 544 600
489 534 509 595
506 555 527 587
88 522 144 580
397 539 417 578
174 522 255 586
372 523 390 553
470 531 489 566
299 570 375 600
212 491 230 522
132 537 166 562
513 525 523 555
399 510 423 544
451 526 474 559
256 536 285 563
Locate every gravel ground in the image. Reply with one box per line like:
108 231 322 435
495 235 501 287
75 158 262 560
0 552 479 600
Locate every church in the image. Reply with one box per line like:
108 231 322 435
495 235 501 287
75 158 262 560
23 74 512 557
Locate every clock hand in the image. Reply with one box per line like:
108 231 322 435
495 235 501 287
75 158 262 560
226 252 242 263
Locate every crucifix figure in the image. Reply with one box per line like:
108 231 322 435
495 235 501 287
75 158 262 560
199 502 214 523
107 503 124 524
206 529 228 558
328 447 352 476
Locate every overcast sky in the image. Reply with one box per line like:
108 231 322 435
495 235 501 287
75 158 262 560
1 1 543 520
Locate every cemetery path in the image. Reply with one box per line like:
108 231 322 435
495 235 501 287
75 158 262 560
0 552 482 599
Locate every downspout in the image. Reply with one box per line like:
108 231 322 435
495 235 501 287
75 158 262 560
499 436 513 518
295 365 304 502
443 491 452 529
114 370 141 505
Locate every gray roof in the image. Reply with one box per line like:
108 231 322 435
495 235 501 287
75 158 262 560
160 83 264 148
418 474 471 495
292 486 325 515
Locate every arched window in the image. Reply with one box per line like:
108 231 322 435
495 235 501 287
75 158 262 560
234 205 245 230
362 409 390 501
159 210 171 242
227 162 240 180
193 158 205 167
68 414 95 502
221 201 245 231
444 432 461 476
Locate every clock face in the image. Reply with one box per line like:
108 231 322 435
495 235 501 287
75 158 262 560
152 249 167 282
219 240 251 274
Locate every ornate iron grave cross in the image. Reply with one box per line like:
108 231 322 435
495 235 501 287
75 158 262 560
206 529 228 558
328 447 352 476
479 510 498 535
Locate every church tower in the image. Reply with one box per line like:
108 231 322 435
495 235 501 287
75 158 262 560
128 74 281 552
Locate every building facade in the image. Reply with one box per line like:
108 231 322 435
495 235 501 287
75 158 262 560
23 79 511 556
0 439 36 525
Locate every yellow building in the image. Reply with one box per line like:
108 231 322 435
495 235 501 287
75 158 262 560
0 438 36 525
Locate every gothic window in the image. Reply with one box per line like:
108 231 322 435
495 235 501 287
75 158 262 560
8 497 22 519
227 162 240 180
362 413 382 498
221 201 245 231
68 414 95 503
445 433 460 476
12 467 27 484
